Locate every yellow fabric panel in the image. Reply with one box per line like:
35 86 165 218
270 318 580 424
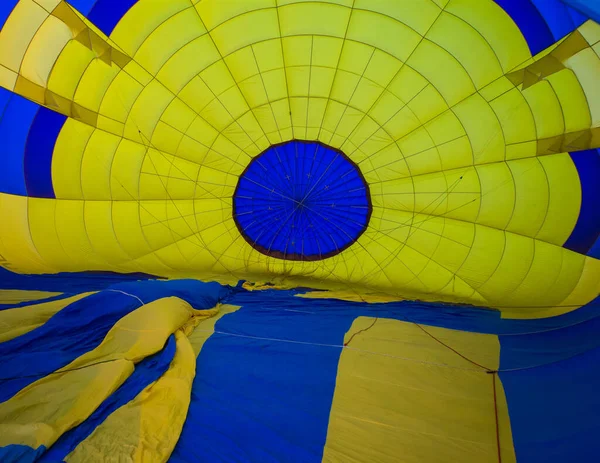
279 2 350 38
110 139 147 200
503 241 585 311
454 94 505 165
54 200 108 268
0 0 48 73
210 9 279 57
111 0 191 56
0 194 53 274
553 257 600 318
579 19 600 45
110 201 155 260
475 162 515 230
124 79 174 143
428 11 503 90
20 15 72 87
52 120 93 199
476 233 535 305
522 80 565 139
445 0 530 72
157 35 219 95
0 290 61 304
47 40 96 101
83 201 137 267
0 359 134 451
0 296 198 451
323 317 515 463
564 47 600 127
134 8 205 76
505 158 548 237
27 198 73 269
456 225 505 290
346 10 421 63
408 40 475 108
489 88 537 151
81 130 120 200
546 69 592 133
99 70 144 124
195 0 275 31
66 331 196 463
0 292 94 343
536 154 581 245
357 0 440 36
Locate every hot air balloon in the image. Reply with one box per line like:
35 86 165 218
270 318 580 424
0 0 599 461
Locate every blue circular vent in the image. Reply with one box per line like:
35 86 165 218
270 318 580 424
233 140 372 261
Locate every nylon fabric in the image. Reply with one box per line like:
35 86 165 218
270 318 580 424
0 295 205 462
65 331 195 463
0 1 598 314
0 1 599 462
0 291 94 342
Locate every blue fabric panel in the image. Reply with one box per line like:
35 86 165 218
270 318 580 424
39 335 177 462
170 291 355 463
0 91 38 196
0 291 142 402
587 233 600 259
66 0 98 15
87 0 138 36
495 0 556 55
0 444 46 463
563 149 600 255
561 0 600 23
24 107 66 198
0 1 18 30
531 0 587 40
234 141 371 260
0 266 157 292
500 345 600 463
0 280 230 402
500 311 600 371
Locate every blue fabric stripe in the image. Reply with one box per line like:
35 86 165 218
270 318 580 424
500 344 600 463
66 0 98 15
24 108 67 199
0 0 18 30
495 0 557 55
0 266 158 292
39 335 177 462
0 444 46 463
0 280 230 402
171 291 354 463
530 0 587 40
0 91 38 196
561 0 600 23
563 149 600 255
87 0 138 36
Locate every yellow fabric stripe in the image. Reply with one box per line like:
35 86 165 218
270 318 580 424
0 296 199 451
0 292 94 343
323 317 516 463
64 303 240 462
0 289 62 304
65 330 196 463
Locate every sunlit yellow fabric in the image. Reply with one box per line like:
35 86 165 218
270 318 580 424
323 317 515 463
0 289 62 304
0 291 94 342
65 330 196 463
0 296 200 451
0 1 599 317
